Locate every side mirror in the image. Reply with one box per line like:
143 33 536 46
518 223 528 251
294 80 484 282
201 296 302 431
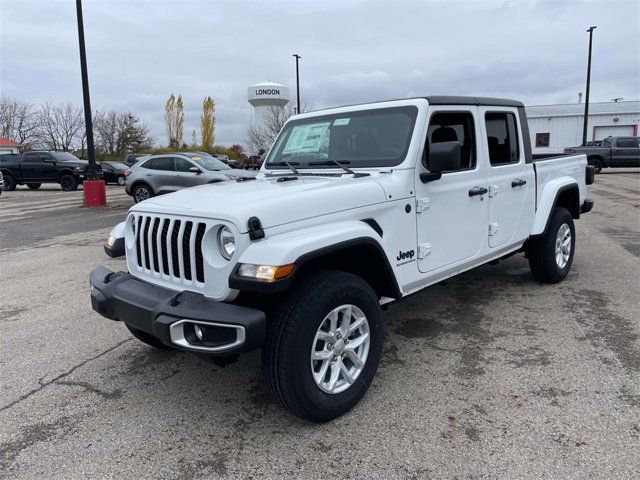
188 166 201 174
420 141 461 183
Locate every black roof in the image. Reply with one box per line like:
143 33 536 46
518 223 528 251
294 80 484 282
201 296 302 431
425 96 524 107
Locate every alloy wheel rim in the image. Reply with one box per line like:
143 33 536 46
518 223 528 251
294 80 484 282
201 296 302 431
118 176 125 185
135 187 149 202
310 304 370 394
555 223 571 269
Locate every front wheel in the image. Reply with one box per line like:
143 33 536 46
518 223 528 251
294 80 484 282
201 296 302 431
528 207 575 284
60 174 78 191
263 270 384 422
27 183 41 190
588 158 603 174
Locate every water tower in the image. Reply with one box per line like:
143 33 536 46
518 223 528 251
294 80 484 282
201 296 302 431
248 81 290 131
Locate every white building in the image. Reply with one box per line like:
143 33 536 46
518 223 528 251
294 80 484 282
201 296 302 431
0 136 20 154
247 81 290 132
526 101 640 154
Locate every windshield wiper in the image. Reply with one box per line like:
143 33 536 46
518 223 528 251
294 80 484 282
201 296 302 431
308 159 369 178
270 160 299 175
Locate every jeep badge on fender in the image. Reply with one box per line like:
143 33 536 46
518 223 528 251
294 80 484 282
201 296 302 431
89 95 594 422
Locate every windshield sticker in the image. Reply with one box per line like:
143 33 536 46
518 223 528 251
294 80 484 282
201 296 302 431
192 156 201 161
283 122 330 154
333 118 350 126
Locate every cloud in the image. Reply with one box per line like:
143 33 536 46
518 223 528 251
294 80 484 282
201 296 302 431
1 0 638 150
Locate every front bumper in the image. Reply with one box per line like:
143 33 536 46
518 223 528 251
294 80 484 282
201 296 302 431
581 199 594 214
89 266 266 355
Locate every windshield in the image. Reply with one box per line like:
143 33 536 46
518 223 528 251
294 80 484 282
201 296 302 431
265 106 418 169
52 152 80 162
186 154 230 171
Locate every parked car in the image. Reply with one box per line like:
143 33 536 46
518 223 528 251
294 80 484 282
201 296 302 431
0 151 102 191
245 155 263 169
0 171 3 196
124 152 256 203
123 153 148 167
91 96 594 422
564 136 640 173
99 162 129 185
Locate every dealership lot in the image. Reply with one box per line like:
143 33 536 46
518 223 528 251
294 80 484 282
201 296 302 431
0 173 638 479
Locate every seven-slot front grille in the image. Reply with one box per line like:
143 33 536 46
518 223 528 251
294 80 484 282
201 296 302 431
133 215 206 283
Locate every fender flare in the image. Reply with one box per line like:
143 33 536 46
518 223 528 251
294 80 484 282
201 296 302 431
229 221 400 297
531 178 579 236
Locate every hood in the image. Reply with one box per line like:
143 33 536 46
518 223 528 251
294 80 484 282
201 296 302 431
132 174 388 232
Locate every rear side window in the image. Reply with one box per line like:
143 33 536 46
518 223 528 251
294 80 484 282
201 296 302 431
425 112 476 171
23 153 44 163
617 137 639 148
142 157 173 171
485 112 519 165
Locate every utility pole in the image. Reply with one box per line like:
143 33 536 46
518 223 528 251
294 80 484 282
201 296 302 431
582 26 597 146
76 0 106 206
293 54 301 114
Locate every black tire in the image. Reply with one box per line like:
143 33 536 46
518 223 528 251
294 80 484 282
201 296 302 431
117 175 126 186
60 174 78 191
125 324 173 350
588 157 603 174
132 183 153 203
263 270 384 422
528 207 575 284
27 183 41 190
3 174 16 191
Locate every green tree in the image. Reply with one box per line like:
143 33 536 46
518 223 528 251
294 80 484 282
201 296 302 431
200 96 216 150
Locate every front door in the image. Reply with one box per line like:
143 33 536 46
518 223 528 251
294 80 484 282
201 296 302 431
173 157 204 189
416 107 489 274
480 108 535 248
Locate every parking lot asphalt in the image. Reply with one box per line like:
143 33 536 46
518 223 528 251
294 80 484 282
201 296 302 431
0 173 639 479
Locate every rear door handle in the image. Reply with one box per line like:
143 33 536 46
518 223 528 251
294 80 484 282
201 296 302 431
468 186 488 197
511 179 526 188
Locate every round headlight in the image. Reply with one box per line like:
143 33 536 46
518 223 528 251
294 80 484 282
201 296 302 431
217 226 235 260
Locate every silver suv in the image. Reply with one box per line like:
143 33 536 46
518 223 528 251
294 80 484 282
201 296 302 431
125 152 256 203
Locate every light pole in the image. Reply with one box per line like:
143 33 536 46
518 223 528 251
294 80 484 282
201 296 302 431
76 0 105 205
293 54 301 114
582 26 597 146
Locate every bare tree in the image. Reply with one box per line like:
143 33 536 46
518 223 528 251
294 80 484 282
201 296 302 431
246 104 311 154
0 96 38 147
165 93 177 147
176 94 184 147
94 110 153 157
36 103 84 151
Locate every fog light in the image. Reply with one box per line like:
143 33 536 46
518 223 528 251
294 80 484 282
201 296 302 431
194 324 204 340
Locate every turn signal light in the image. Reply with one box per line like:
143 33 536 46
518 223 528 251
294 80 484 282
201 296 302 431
238 263 295 281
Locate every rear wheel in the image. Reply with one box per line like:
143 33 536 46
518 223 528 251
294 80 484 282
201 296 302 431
125 324 172 350
133 183 153 203
588 157 603 174
27 183 41 190
528 207 575 284
60 174 78 191
3 175 16 191
263 270 384 422
117 175 126 186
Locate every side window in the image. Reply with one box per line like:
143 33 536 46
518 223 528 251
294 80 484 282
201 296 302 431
142 157 173 171
616 138 638 148
485 112 519 165
174 157 195 172
425 112 476 171
23 153 43 163
535 132 550 148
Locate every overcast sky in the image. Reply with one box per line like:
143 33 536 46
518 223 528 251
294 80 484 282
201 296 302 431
1 0 639 149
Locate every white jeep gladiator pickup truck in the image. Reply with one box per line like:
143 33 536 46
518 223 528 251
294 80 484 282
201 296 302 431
90 96 594 422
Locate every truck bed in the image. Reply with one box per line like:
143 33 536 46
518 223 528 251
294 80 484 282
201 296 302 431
532 153 588 209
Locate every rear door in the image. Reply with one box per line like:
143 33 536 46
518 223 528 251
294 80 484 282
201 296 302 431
415 107 490 274
612 137 640 167
480 108 535 248
21 153 55 182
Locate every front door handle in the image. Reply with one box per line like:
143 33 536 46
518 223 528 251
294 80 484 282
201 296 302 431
511 179 526 188
468 186 488 197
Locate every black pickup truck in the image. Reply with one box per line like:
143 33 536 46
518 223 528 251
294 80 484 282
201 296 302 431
0 151 102 191
564 136 640 173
